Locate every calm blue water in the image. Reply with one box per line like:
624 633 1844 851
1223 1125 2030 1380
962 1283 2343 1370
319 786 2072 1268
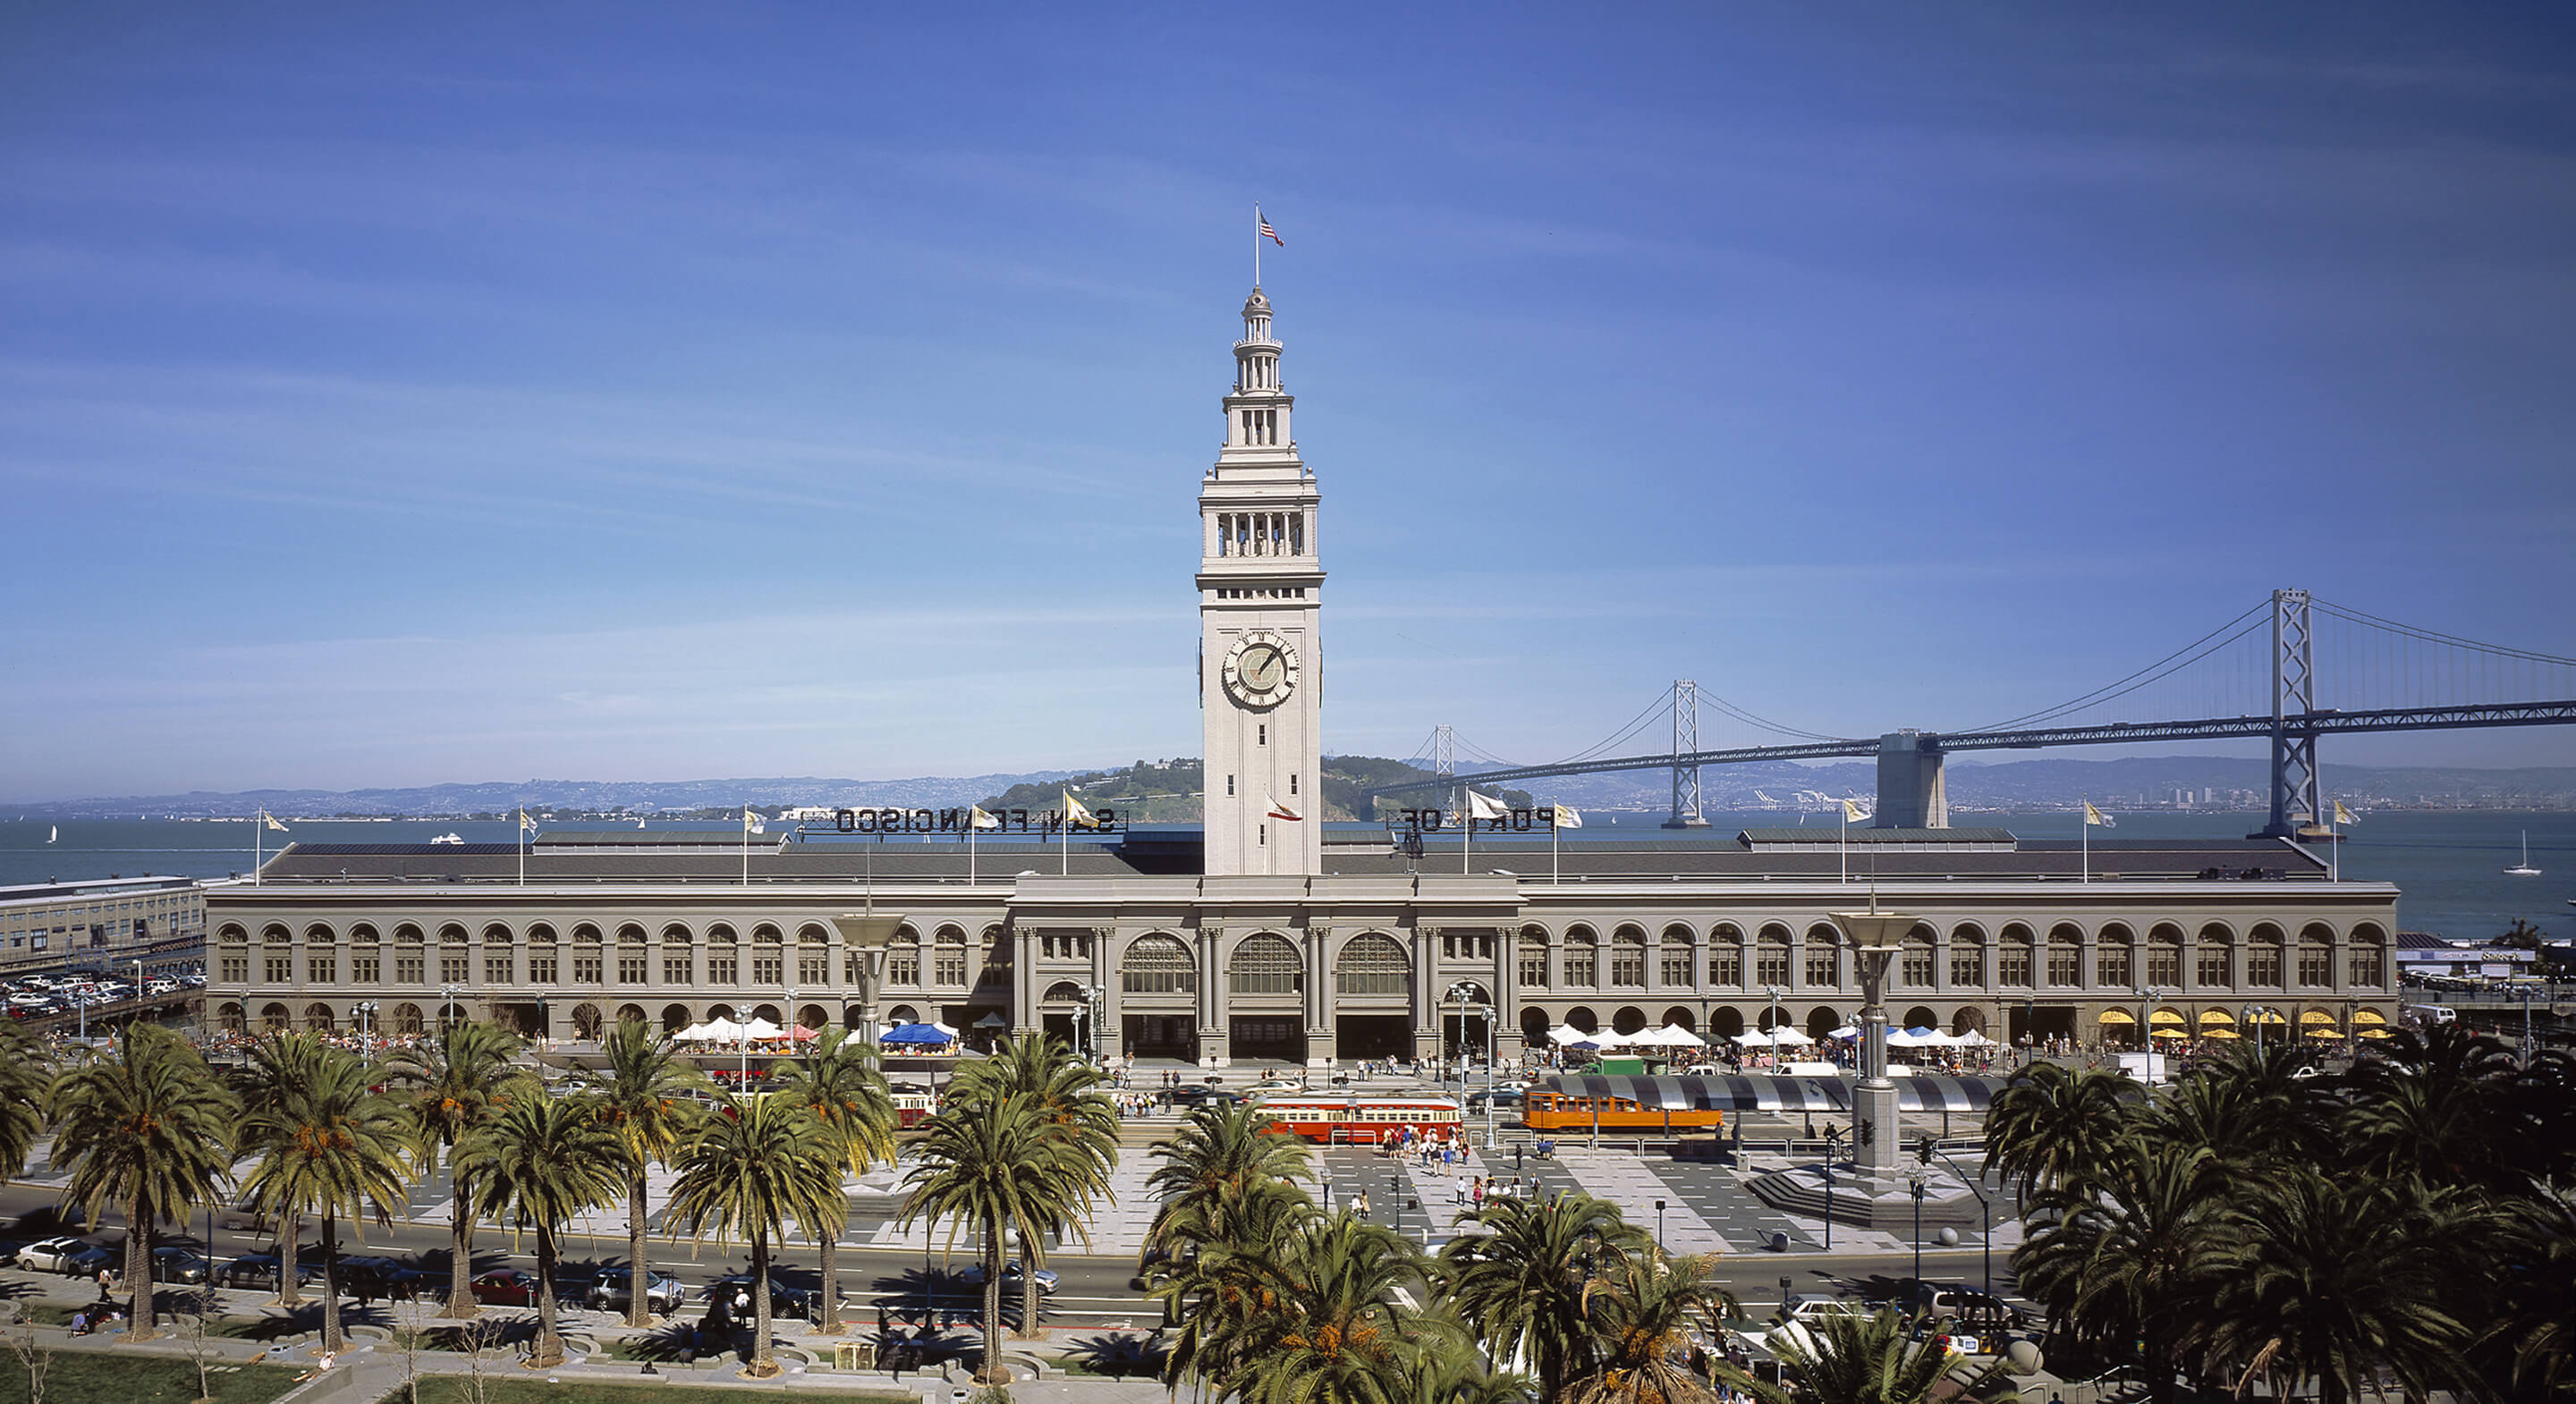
3 810 2568 943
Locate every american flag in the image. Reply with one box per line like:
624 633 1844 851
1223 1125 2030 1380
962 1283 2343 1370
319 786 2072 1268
1258 215 1283 246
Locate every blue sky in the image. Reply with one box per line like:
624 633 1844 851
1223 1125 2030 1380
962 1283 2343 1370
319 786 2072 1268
5 4 2574 799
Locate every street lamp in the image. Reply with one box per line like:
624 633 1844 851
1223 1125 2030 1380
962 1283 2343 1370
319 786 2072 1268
1075 983 1103 1062
830 912 906 1049
1655 1198 1666 1261
440 982 461 1030
1921 1142 1994 1297
1445 982 1476 1092
1762 985 1785 1071
355 1000 378 1042
1820 1125 1840 1250
2134 985 2166 1102
1908 1167 1928 1287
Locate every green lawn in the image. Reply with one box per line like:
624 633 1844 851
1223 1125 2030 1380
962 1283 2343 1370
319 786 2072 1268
0 1351 301 1404
392 1381 914 1404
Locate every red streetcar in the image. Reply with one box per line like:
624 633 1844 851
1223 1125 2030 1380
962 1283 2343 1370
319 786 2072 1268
1256 1095 1463 1144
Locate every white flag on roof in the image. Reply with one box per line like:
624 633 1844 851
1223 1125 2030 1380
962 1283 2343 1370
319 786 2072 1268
1551 804 1583 829
1466 790 1510 822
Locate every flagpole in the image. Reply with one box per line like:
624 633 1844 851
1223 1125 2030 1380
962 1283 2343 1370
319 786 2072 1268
742 808 751 886
253 810 262 886
2082 802 2090 884
1463 795 1472 875
1552 810 1560 885
970 824 977 886
1840 804 1847 884
1253 203 1261 286
2329 805 2339 883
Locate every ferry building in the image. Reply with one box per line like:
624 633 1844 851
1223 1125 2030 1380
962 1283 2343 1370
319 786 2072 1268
205 289 2402 1062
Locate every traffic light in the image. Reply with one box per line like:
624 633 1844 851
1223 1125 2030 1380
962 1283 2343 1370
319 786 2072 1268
1917 1135 1936 1165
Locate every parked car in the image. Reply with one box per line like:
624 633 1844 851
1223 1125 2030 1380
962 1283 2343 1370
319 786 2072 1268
216 1252 318 1290
470 1268 544 1307
148 1248 214 1284
18 1238 113 1276
586 1267 688 1315
338 1255 431 1300
960 1262 1058 1295
1778 1293 1870 1325
700 1273 819 1322
216 1199 275 1233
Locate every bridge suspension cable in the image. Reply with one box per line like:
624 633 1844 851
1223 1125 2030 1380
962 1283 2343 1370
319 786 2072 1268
1962 598 2272 734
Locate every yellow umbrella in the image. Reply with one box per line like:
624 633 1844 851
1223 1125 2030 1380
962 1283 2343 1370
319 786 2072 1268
2203 1027 2241 1040
2308 1029 2345 1039
2358 1028 2393 1039
2150 1027 2189 1039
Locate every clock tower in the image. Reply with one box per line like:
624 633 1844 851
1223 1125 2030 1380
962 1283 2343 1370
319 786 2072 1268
1200 287 1324 876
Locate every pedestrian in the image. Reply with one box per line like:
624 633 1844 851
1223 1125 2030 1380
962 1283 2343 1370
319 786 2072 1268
1356 1190 1369 1221
1453 1173 1467 1205
1472 1176 1485 1208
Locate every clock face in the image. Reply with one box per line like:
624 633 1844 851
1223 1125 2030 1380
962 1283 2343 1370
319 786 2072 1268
1222 631 1299 708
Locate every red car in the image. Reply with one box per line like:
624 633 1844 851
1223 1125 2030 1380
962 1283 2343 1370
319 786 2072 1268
469 1269 543 1306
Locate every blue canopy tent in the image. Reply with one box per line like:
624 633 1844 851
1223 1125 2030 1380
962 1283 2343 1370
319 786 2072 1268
879 1022 954 1046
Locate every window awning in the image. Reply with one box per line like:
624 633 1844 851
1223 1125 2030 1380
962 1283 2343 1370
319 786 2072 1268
2198 1009 2234 1026
2353 1009 2387 1027
2300 1010 2335 1025
2149 1009 2186 1026
2097 1009 2136 1024
2246 1009 2287 1027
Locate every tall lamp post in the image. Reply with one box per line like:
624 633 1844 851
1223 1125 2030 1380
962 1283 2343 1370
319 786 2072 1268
440 982 461 1030
2133 986 2166 1103
830 912 905 1061
1445 982 1476 1095
1075 983 1103 1062
1761 985 1785 1070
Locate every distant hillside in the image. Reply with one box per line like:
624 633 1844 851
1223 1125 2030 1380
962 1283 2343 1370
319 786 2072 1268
15 773 1079 819
978 757 1533 824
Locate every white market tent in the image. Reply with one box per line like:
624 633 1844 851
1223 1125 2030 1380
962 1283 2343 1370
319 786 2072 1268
1633 1025 1705 1048
675 1016 744 1043
1548 1024 1598 1047
1732 1028 1814 1048
738 1016 787 1041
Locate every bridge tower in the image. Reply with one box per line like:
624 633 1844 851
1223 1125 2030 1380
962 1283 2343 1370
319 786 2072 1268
2261 588 2320 839
1432 723 1456 817
1663 680 1709 828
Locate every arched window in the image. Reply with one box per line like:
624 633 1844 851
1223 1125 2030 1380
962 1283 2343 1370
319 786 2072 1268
1122 935 1195 995
572 924 602 945
1997 923 2035 987
2145 923 2184 986
2046 923 2084 986
1335 935 1410 998
1227 935 1302 996
887 926 920 986
1042 981 1087 1005
2197 923 2234 987
303 1002 335 1032
437 923 468 946
1755 924 1791 987
2097 923 2136 988
260 1002 292 1032
1949 925 1986 987
1517 926 1550 989
933 926 970 987
1803 924 1841 988
2296 924 2334 986
1708 923 1744 987
1901 924 1936 988
1610 925 1648 988
392 1002 424 1036
2349 924 2388 987
2247 923 2285 988
1563 926 1598 989
394 924 424 945
1660 926 1696 989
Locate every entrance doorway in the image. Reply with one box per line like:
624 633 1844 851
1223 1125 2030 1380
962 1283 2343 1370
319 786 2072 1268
1122 1013 1196 1060
1336 1013 1411 1060
1230 1015 1305 1062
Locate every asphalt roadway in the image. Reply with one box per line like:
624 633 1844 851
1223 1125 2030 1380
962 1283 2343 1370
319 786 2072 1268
0 1175 2013 1334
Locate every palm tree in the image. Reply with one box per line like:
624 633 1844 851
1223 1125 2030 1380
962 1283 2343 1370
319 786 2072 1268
454 1082 627 1367
1146 1097 1314 1253
667 1091 845 1377
951 1032 1119 1335
589 1019 708 1328
386 1019 525 1317
2014 1135 2227 1404
2199 1168 2480 1404
1980 1061 2141 1199
0 1024 52 1180
1224 1212 1435 1404
230 1031 329 1305
1151 1171 1322 1395
1564 1250 1739 1404
769 1027 894 1335
902 1091 1065 1384
1440 1190 1645 1401
1720 1307 2017 1404
236 1042 408 1356
2342 1022 2529 1189
50 1024 238 1341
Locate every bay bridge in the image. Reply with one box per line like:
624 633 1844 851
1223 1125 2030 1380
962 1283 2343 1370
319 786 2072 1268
1373 590 2576 837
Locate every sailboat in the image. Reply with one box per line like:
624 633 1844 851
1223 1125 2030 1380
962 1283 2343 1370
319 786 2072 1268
47 825 57 844
2504 831 2541 877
